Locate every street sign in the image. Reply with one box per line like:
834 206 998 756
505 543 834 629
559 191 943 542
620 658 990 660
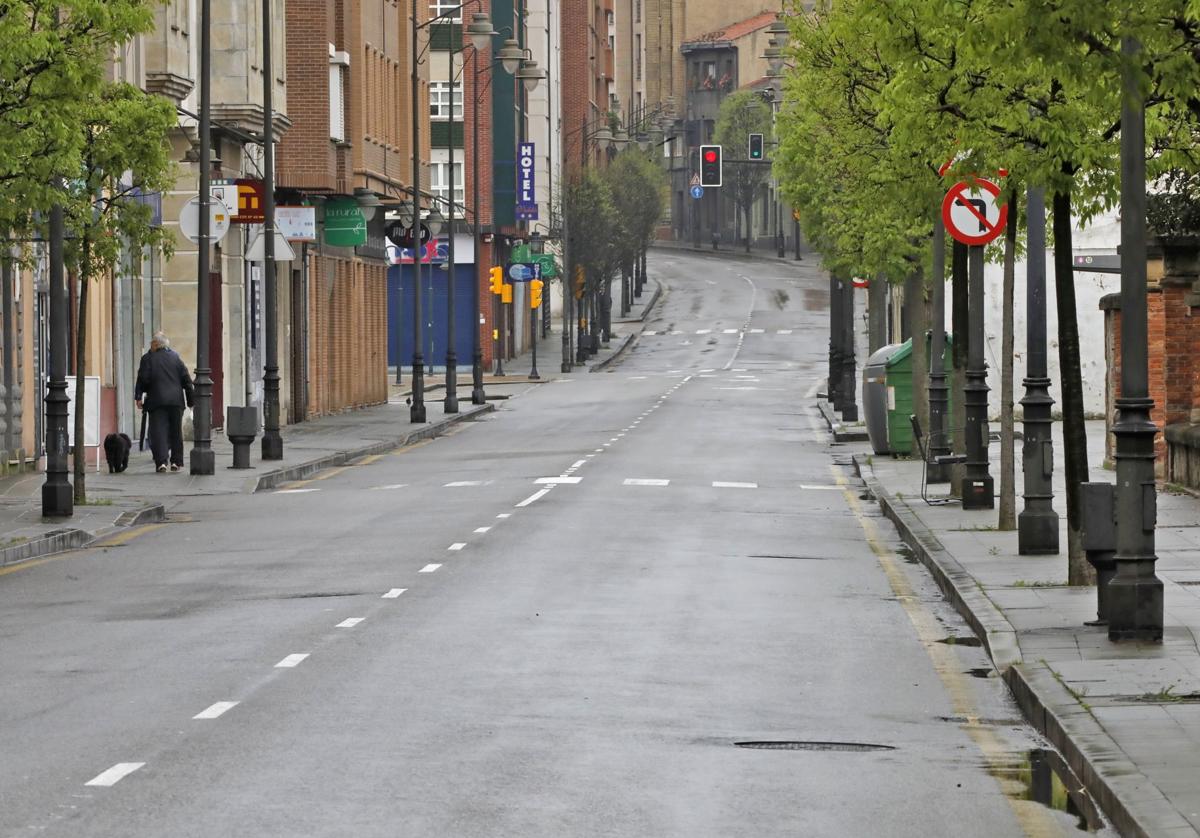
690 173 701 187
942 179 1007 246
386 220 431 248
276 206 317 241
507 262 543 282
179 195 232 245
245 229 297 262
690 185 704 199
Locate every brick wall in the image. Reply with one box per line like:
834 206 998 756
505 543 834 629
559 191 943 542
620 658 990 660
464 2 496 365
278 0 336 191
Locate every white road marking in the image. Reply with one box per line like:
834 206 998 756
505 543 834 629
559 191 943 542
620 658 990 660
370 483 408 491
474 527 491 533
617 433 626 438
777 329 793 334
194 701 239 720
595 448 604 452
718 386 759 391
276 653 310 668
696 329 711 334
419 563 442 573
723 328 739 334
276 488 319 494
496 513 512 519
516 488 552 507
749 328 765 334
801 484 843 491
86 763 145 787
643 331 657 335
624 478 670 486
700 369 715 373
713 481 758 489
629 375 647 379
336 617 365 628
535 476 582 484
445 480 490 487
382 589 407 599
448 543 467 551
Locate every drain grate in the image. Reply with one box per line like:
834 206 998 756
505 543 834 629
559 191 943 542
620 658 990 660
735 741 895 752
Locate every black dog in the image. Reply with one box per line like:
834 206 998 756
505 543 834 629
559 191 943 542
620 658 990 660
103 432 132 473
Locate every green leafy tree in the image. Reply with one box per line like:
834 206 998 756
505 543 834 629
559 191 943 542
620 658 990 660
562 169 619 343
714 91 774 253
603 150 667 312
60 84 176 501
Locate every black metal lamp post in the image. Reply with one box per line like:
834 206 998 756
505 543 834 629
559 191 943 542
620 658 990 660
1108 36 1163 642
840 276 858 421
828 274 841 404
962 243 994 509
928 213 952 482
190 0 216 474
42 202 72 516
1018 184 1059 553
260 0 283 459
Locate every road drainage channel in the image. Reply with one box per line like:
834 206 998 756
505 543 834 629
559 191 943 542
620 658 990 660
994 748 1108 832
735 741 894 752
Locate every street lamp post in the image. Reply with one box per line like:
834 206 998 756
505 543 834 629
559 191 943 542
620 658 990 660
840 276 858 421
190 0 216 474
962 243 994 509
1108 36 1163 641
408 0 427 423
928 213 952 483
260 0 283 459
42 202 72 516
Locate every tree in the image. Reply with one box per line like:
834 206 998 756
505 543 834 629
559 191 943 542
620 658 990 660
714 91 773 253
562 169 619 346
603 150 667 314
61 83 175 502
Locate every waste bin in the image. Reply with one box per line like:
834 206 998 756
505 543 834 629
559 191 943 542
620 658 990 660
862 344 901 454
885 334 955 456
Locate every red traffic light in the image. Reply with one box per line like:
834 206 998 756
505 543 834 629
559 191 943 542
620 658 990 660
703 150 718 163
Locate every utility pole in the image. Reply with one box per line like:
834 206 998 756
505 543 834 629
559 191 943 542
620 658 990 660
828 274 842 405
42 203 72 516
928 214 951 483
840 277 858 421
260 0 283 459
409 0 427 423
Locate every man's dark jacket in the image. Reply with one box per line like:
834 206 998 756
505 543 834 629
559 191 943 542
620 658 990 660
135 348 195 410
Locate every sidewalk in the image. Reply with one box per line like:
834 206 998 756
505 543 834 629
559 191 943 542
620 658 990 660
0 281 662 572
651 239 812 266
836 410 1200 837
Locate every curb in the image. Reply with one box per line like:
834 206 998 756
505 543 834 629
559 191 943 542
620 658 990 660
817 399 870 442
1005 663 1196 838
650 241 809 266
852 454 1022 670
590 280 664 373
252 402 495 492
0 502 166 570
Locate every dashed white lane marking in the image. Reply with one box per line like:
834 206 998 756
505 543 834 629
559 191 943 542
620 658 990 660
448 543 467 551
516 488 552 507
713 481 758 489
696 329 712 334
336 617 365 628
419 564 442 573
595 448 604 452
382 589 407 599
370 483 408 491
570 460 587 469
496 513 512 519
276 488 319 494
445 480 490 487
194 701 239 720
800 484 843 491
723 328 739 334
474 527 492 534
86 763 145 787
777 329 793 334
535 476 582 485
749 328 765 334
700 369 715 373
643 331 657 335
276 653 310 668
624 478 670 486
617 433 626 438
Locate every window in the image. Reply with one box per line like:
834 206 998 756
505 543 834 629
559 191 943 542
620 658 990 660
635 0 641 23
609 34 615 51
430 81 462 119
431 161 465 208
328 44 350 142
429 0 462 22
635 34 641 81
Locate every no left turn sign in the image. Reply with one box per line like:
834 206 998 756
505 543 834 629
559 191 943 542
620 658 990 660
942 179 1007 246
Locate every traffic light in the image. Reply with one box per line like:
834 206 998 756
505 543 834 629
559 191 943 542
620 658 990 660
530 279 544 309
748 133 764 160
699 144 722 187
501 283 513 304
489 265 504 295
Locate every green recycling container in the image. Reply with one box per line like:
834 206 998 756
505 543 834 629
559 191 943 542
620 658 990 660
885 334 954 456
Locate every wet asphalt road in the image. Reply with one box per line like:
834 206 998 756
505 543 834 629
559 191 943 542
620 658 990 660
0 249 1099 836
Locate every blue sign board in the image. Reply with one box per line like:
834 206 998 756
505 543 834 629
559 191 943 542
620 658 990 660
507 262 543 282
516 142 538 221
690 185 704 199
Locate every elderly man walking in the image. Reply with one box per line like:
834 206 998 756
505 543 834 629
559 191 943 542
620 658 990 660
134 332 195 473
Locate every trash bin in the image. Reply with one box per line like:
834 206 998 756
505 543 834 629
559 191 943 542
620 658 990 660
885 334 955 456
862 344 901 454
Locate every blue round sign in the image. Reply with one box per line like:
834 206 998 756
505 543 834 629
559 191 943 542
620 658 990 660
690 185 704 199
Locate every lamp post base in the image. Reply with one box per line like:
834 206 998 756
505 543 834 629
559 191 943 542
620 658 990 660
962 476 994 510
42 482 73 518
1107 564 1164 642
1018 505 1060 555
190 448 216 476
261 431 283 461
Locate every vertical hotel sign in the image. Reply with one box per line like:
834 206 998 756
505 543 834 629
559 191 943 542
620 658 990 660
516 142 537 221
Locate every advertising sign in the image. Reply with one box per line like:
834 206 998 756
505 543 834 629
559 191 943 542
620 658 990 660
516 142 538 221
324 199 367 247
276 206 317 241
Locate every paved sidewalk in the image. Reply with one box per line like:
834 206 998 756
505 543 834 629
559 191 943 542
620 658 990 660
0 280 662 571
838 411 1200 837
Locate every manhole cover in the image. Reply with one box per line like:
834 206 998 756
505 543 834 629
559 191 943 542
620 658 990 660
735 741 894 752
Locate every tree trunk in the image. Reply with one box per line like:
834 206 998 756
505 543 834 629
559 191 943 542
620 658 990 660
951 241 969 495
867 272 887 353
905 268 929 439
73 242 89 504
999 198 1018 530
744 204 751 253
1052 188 1093 585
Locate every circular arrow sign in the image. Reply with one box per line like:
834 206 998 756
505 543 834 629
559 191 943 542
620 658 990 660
942 179 1007 246
179 195 232 245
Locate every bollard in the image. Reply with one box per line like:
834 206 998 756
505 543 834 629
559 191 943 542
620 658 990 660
1080 481 1116 626
226 406 259 470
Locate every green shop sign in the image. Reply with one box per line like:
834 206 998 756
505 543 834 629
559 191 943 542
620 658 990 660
324 199 366 247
